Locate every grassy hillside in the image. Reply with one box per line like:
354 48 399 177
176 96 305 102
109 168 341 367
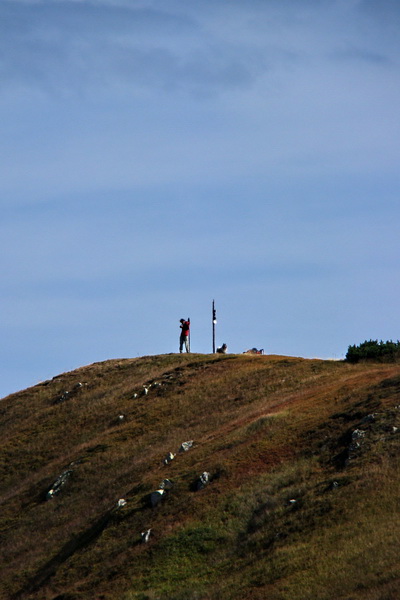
1 353 399 600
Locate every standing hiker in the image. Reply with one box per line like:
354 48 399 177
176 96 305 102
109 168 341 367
179 318 190 353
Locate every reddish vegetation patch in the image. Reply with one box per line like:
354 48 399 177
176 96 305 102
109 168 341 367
233 444 296 480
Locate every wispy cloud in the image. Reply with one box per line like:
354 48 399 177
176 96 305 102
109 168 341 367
1 0 399 397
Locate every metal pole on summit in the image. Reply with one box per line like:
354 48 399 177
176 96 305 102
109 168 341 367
212 300 217 353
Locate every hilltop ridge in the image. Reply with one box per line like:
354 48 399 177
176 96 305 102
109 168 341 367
1 353 399 600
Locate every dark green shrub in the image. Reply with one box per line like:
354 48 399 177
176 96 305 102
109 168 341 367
345 339 400 363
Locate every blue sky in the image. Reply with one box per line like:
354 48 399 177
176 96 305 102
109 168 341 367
1 0 399 398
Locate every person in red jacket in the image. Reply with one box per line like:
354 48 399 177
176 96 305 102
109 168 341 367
179 318 190 353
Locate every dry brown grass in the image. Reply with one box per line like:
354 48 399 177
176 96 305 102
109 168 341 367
0 353 399 600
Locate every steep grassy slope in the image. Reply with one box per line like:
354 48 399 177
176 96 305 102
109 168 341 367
0 354 399 600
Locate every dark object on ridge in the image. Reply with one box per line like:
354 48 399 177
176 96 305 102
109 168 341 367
216 343 228 354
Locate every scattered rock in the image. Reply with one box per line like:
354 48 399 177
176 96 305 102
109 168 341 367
46 469 73 499
52 383 84 405
163 452 175 465
159 479 173 490
110 414 126 427
346 428 367 464
54 390 70 405
361 413 377 424
141 529 151 543
195 472 210 491
149 480 173 507
351 428 365 443
150 489 165 507
179 440 194 453
117 499 127 508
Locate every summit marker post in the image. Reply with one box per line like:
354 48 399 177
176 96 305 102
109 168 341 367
212 300 217 353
